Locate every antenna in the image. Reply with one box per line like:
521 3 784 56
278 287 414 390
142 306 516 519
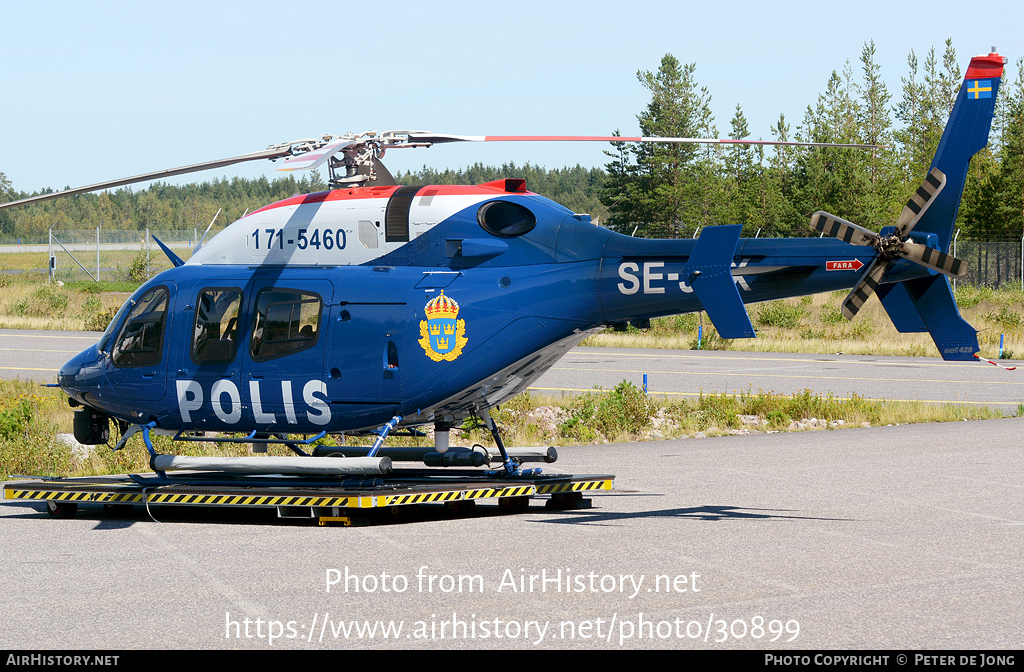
194 208 221 254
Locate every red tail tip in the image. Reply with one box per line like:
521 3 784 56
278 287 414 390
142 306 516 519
965 53 1005 80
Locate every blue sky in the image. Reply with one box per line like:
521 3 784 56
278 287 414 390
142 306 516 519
2 0 1021 194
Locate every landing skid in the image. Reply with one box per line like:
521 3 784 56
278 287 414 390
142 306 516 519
115 414 551 479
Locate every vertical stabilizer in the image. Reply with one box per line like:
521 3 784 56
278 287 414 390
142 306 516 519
878 51 1006 361
912 52 1005 250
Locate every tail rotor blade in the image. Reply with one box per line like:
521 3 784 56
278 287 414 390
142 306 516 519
900 241 968 278
841 258 888 320
895 168 946 236
810 211 878 246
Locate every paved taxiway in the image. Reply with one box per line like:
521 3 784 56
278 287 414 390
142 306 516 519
530 347 1024 413
1 328 1022 648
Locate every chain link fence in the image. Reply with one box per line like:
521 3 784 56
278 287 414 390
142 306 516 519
953 238 1024 290
0 229 199 247
47 230 198 283
0 229 215 283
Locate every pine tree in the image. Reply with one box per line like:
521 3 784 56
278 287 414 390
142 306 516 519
791 65 865 228
723 104 755 229
857 40 899 227
686 100 725 233
895 49 930 186
0 171 13 235
765 114 800 236
599 54 716 237
995 59 1024 237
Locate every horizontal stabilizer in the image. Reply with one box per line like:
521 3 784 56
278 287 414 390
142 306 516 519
683 225 755 339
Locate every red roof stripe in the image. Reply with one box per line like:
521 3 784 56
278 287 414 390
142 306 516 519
245 183 529 216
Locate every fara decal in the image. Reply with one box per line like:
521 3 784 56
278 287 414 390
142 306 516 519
826 259 864 271
419 291 467 362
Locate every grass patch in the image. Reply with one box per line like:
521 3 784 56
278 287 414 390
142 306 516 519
583 284 1024 361
0 275 132 331
64 280 141 293
0 378 1009 479
757 301 806 328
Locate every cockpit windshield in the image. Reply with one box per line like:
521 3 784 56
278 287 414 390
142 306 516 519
98 288 144 353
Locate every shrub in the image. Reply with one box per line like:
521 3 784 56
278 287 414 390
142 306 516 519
954 285 991 309
84 305 120 332
34 284 69 313
756 301 805 328
819 305 845 325
0 399 32 440
559 393 600 443
983 306 1024 331
125 250 150 283
593 381 655 437
689 326 730 350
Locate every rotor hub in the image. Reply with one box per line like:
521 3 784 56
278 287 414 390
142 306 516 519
875 234 904 258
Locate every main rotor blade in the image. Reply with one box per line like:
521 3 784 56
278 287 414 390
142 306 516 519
275 138 355 172
403 132 886 150
895 168 946 236
900 241 968 278
810 211 878 246
841 257 888 320
0 147 292 210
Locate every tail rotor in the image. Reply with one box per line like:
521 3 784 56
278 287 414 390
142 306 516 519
810 167 967 319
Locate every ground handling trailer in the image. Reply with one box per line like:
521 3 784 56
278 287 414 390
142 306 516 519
4 443 613 526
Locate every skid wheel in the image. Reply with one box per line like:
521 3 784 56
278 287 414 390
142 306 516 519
46 500 78 519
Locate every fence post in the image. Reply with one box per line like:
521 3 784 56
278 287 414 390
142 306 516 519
953 229 961 291
48 223 55 283
146 227 151 279
96 224 101 282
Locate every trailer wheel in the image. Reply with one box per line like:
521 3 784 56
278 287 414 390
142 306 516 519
46 500 77 519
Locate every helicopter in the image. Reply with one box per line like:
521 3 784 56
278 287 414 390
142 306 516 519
0 51 1004 478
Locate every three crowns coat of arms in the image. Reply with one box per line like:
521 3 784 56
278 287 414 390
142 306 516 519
418 291 468 361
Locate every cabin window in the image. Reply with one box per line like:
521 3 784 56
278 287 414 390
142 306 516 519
477 200 536 237
358 220 378 249
249 288 322 362
112 286 169 367
191 288 242 364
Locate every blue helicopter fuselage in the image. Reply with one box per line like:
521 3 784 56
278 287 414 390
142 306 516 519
45 49 1006 443
57 180 933 436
